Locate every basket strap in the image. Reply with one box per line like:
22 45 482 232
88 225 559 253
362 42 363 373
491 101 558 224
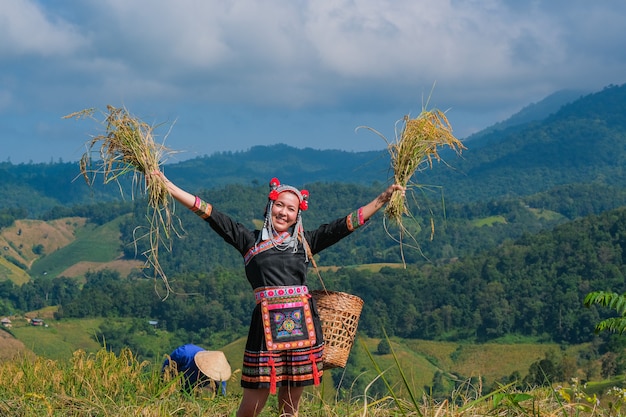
301 236 328 294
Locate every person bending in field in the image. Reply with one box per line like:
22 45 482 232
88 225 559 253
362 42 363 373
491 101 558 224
162 343 231 395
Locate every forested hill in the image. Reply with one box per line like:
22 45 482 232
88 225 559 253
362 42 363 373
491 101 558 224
2 83 626 351
8 196 626 347
113 83 626 204
419 83 626 202
1 83 625 220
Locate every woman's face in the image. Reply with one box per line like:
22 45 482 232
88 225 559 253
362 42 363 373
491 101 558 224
271 191 300 232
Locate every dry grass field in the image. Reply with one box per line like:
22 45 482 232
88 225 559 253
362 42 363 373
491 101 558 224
58 258 144 279
0 328 34 361
0 216 143 283
0 217 87 268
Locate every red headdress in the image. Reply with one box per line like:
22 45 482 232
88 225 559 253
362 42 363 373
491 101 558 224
256 177 310 259
268 177 309 211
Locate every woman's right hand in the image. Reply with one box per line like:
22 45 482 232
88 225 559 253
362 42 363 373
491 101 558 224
149 169 168 183
149 171 197 209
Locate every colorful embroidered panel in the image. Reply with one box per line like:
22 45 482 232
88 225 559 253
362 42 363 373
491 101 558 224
261 295 316 350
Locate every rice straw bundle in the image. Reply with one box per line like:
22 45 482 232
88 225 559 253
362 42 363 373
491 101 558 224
358 107 465 264
385 109 465 224
64 105 179 299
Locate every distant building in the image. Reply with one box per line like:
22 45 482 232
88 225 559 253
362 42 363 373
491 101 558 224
31 318 44 326
1 317 11 328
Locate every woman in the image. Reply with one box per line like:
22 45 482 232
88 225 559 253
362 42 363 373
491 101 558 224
153 172 404 417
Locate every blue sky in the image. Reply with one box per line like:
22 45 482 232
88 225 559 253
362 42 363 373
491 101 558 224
2 0 626 164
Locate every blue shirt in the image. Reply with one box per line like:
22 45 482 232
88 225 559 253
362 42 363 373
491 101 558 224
162 344 227 394
163 344 205 386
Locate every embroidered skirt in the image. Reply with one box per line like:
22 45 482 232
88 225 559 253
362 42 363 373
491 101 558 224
241 287 325 391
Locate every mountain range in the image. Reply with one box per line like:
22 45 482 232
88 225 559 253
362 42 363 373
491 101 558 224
2 83 625 221
1 82 626 281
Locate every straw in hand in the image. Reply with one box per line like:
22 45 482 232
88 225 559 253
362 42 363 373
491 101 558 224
358 107 465 264
385 109 465 224
64 105 179 299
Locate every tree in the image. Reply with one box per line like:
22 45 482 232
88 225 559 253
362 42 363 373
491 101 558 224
601 352 618 378
377 338 391 355
32 244 44 255
426 371 450 400
523 357 559 387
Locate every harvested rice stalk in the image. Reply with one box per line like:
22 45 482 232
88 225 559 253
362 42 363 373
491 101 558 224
358 108 466 264
386 109 465 223
64 105 179 299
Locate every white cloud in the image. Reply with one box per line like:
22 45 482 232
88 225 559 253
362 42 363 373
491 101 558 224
1 0 626 163
0 0 87 56
14 0 623 106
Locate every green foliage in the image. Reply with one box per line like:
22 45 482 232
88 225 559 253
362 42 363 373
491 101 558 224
358 332 619 417
40 201 133 225
584 291 626 334
0 207 27 229
491 390 534 413
5 203 626 349
31 244 44 255
3 255 27 270
377 338 391 355
0 161 130 219
2 85 626 220
5 85 626 412
523 356 561 387
4 84 626 376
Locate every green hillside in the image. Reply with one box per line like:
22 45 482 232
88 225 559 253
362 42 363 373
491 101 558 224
0 214 143 284
30 215 132 279
2 83 626 401
9 317 103 360
1 84 625 218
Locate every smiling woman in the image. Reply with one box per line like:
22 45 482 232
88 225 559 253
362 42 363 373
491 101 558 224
151 169 403 417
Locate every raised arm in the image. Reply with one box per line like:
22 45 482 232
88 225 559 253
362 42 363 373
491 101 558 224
360 184 405 222
361 184 406 221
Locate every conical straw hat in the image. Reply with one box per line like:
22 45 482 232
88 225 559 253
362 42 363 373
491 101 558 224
194 350 232 381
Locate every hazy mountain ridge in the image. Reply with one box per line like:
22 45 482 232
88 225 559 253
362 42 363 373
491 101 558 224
466 89 589 142
416 84 626 202
0 83 625 218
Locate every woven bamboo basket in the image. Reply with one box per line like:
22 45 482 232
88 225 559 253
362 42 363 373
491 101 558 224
311 290 364 369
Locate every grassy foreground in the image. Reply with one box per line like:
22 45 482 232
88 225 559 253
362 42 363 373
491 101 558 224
1 347 626 417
